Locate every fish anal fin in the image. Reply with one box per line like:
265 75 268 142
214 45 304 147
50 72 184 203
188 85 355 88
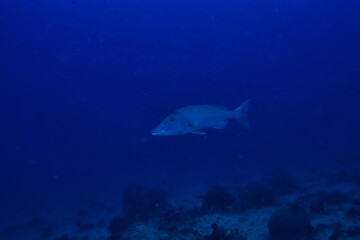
191 131 206 135
214 120 228 130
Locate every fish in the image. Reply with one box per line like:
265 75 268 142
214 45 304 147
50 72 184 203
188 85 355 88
151 99 251 136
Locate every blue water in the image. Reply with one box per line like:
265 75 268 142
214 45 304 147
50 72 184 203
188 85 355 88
1 0 360 239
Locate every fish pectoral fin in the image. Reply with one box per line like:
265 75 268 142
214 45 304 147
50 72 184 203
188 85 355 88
191 131 206 135
214 120 228 130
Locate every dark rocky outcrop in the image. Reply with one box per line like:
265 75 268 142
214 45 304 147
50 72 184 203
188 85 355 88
268 205 314 240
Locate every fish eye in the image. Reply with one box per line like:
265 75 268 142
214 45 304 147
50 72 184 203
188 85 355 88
169 116 176 121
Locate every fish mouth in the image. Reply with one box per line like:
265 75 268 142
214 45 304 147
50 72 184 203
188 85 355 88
151 130 165 136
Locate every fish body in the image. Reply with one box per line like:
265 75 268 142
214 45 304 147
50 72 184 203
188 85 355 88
151 99 251 136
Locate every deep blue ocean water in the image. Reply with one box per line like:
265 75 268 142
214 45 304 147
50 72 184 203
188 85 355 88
1 0 360 239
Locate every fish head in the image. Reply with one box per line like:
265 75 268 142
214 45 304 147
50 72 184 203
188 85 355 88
151 111 193 136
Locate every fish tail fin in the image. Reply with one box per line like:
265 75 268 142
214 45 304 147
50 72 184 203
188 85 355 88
233 98 252 129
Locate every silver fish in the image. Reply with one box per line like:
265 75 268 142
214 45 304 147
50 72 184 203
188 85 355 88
151 99 251 136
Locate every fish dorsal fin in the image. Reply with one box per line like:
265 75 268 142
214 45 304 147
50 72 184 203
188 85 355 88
214 120 228 130
191 131 206 135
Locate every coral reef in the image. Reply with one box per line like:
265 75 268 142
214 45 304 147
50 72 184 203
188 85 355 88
268 204 314 240
239 181 276 209
239 174 302 210
309 200 326 214
202 186 236 213
203 223 245 240
333 172 360 186
76 222 95 232
107 217 129 240
4 171 360 240
122 185 169 220
347 226 360 238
